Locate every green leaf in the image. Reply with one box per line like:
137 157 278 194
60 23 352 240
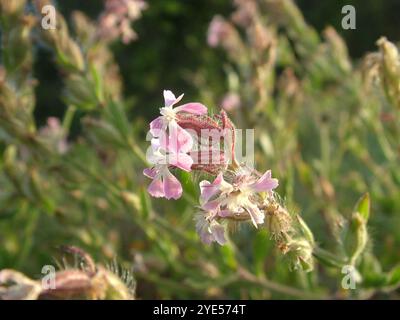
139 187 152 220
253 229 270 276
219 244 237 271
354 192 370 222
386 265 400 287
296 215 315 245
106 100 131 140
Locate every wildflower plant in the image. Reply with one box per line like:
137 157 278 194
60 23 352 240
0 0 400 300
143 89 317 273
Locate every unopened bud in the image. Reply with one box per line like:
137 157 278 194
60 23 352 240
0 0 26 17
377 37 400 109
286 238 314 272
0 269 42 300
344 212 368 265
65 74 97 109
264 201 293 242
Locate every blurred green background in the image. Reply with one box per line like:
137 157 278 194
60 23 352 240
36 0 400 125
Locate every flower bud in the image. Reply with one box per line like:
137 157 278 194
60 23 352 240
377 37 400 109
64 74 97 109
97 267 135 300
264 201 293 242
71 11 96 45
285 238 314 272
0 0 26 18
343 193 370 265
343 212 368 265
0 269 42 300
63 39 85 72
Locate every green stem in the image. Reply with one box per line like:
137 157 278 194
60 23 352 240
238 267 326 299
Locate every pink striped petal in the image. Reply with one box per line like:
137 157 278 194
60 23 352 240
202 199 221 212
150 116 165 137
148 176 165 198
251 170 279 193
168 122 193 154
210 221 227 245
245 204 264 228
163 90 184 107
169 152 193 172
174 103 207 115
199 173 223 204
163 170 182 200
199 180 212 204
197 225 213 245
143 167 157 179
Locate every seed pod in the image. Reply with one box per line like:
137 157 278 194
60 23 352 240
39 269 93 299
263 201 293 242
285 238 314 272
342 193 370 265
0 269 42 300
377 37 400 109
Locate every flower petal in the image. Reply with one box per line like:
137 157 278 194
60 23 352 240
168 122 193 153
199 173 223 204
143 167 157 179
150 116 165 137
210 221 227 245
218 209 233 218
169 152 193 172
163 90 184 107
202 199 221 212
148 176 165 198
251 170 279 193
198 227 213 245
146 142 165 165
174 103 207 115
162 170 182 200
245 204 265 228
195 215 212 244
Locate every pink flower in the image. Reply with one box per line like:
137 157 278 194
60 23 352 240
98 0 147 44
198 168 279 232
199 172 233 210
150 90 207 153
221 92 241 111
207 16 230 47
144 90 209 200
195 213 227 245
143 166 182 200
250 170 279 193
143 137 193 200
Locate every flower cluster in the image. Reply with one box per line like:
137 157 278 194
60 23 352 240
196 167 278 244
143 90 208 200
144 91 314 271
98 0 147 44
144 90 284 246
